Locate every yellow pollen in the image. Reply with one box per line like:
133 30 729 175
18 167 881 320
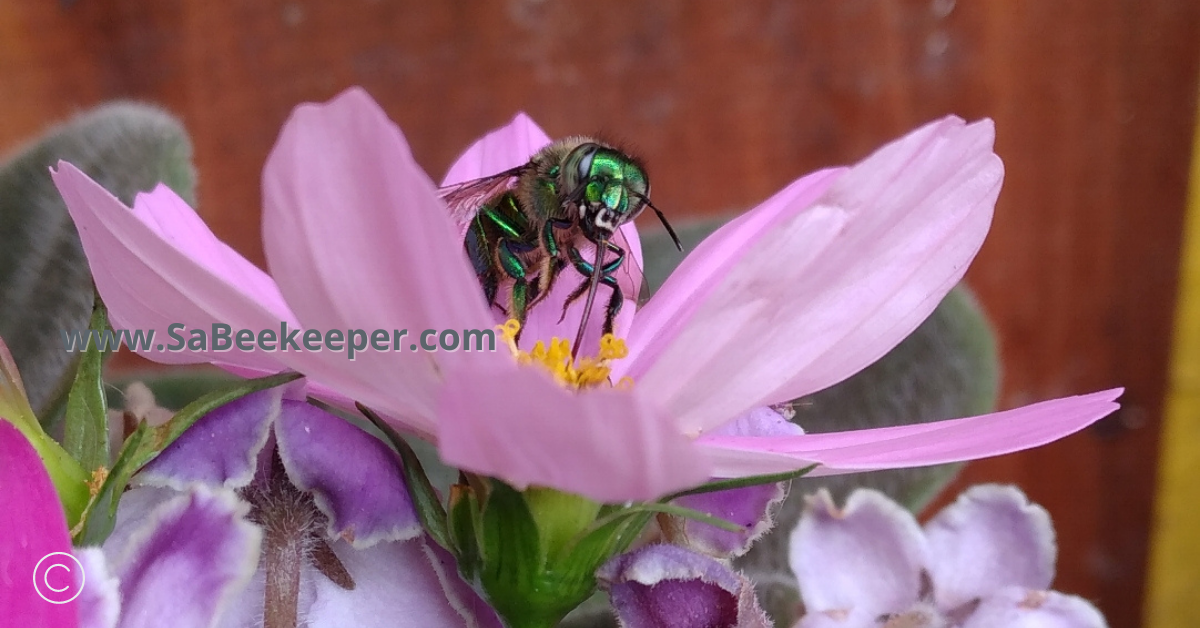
498 319 631 390
87 467 109 496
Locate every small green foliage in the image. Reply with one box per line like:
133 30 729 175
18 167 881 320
61 298 111 472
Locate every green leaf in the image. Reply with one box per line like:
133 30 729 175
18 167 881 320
61 298 110 471
73 371 301 544
357 403 451 551
0 103 195 419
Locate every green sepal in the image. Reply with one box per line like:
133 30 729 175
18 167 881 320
475 489 681 628
357 403 452 551
447 483 483 582
61 297 111 472
522 487 601 562
73 371 301 544
477 481 555 628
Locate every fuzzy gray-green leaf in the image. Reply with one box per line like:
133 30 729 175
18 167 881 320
0 103 195 418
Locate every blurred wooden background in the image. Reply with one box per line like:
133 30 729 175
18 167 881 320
2 0 1198 625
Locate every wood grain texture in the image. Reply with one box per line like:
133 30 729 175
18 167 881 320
2 1 1197 625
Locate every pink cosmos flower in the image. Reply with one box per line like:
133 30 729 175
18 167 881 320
51 88 1121 503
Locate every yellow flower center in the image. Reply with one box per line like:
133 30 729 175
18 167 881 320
498 319 633 390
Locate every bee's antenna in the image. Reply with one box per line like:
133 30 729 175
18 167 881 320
634 192 683 252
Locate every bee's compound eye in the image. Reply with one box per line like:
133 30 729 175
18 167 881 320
566 143 601 189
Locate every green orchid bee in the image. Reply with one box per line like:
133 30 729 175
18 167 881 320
440 137 681 353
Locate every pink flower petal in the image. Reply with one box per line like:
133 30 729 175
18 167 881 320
436 364 709 502
0 421 77 627
51 164 296 375
440 112 552 187
620 167 844 378
696 389 1122 478
260 87 505 428
629 117 1002 435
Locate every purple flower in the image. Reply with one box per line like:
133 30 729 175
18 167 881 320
598 544 771 628
76 486 262 628
91 385 501 628
790 485 1107 627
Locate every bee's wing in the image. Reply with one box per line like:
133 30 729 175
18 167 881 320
610 225 650 307
437 167 524 239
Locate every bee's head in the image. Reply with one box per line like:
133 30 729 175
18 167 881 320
562 142 650 241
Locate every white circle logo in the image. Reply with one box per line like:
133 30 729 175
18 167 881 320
33 552 85 604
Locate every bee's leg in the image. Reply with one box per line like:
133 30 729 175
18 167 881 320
481 271 500 308
560 274 624 335
528 219 574 309
562 244 626 334
498 238 536 336
465 224 502 308
566 243 626 285
528 258 566 309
